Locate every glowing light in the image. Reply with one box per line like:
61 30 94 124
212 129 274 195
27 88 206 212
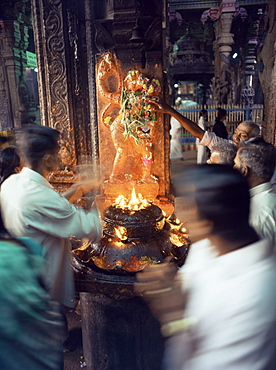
114 226 127 240
232 53 238 59
114 188 150 210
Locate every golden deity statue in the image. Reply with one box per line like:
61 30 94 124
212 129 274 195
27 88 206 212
97 53 161 185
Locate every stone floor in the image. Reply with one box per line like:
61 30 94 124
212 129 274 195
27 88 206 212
64 150 197 369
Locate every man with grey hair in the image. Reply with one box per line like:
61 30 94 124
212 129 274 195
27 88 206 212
234 137 276 247
151 101 260 150
207 141 238 166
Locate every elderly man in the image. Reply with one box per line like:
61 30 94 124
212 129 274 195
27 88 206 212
234 137 276 247
0 125 102 309
207 141 237 166
151 101 260 149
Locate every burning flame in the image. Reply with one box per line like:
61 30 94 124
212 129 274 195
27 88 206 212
115 188 150 211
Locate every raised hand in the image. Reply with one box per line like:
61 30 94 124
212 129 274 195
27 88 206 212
149 99 173 114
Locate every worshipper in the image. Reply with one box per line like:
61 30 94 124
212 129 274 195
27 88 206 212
234 137 276 247
0 210 64 369
207 141 237 166
150 100 260 149
212 108 228 139
0 124 102 311
196 109 208 163
170 116 184 160
135 165 276 370
0 145 22 185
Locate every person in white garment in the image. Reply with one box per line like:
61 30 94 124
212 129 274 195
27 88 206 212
196 109 208 163
0 125 102 310
150 100 260 150
234 137 276 248
170 116 184 160
135 165 276 370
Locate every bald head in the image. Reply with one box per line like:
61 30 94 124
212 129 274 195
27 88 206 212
232 121 260 145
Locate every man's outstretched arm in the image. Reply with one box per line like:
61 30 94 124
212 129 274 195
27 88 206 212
151 100 205 140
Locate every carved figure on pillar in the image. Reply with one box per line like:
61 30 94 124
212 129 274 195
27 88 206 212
242 83 255 108
214 68 232 105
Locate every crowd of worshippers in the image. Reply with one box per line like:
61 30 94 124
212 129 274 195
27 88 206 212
0 103 275 370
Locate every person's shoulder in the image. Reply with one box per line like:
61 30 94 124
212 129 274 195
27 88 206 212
0 172 19 187
251 183 276 200
200 131 224 148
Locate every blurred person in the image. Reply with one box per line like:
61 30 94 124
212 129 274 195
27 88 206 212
0 135 8 150
270 168 276 188
0 210 64 369
170 116 184 160
135 165 276 370
196 109 208 164
0 145 22 185
234 137 276 247
150 100 260 150
212 108 228 139
207 141 237 166
0 125 102 311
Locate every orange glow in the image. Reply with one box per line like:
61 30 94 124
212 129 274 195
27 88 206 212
114 226 127 240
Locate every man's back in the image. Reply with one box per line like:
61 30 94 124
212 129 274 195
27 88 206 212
178 238 276 370
0 167 102 307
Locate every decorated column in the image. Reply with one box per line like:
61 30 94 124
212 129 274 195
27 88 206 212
213 0 236 105
0 0 32 129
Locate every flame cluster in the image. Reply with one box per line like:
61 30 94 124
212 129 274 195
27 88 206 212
114 188 150 211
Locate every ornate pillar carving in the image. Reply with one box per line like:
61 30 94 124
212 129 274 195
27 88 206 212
31 0 100 187
213 0 236 105
0 0 31 129
31 0 75 173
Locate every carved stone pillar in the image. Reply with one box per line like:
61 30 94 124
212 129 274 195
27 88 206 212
0 18 30 129
31 0 100 188
213 0 236 105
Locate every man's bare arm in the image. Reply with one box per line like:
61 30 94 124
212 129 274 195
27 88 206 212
151 101 204 140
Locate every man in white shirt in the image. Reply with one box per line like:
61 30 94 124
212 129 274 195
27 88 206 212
151 100 260 149
135 165 276 370
0 125 102 308
234 137 276 247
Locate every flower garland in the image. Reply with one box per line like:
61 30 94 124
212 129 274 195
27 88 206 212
104 70 162 144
